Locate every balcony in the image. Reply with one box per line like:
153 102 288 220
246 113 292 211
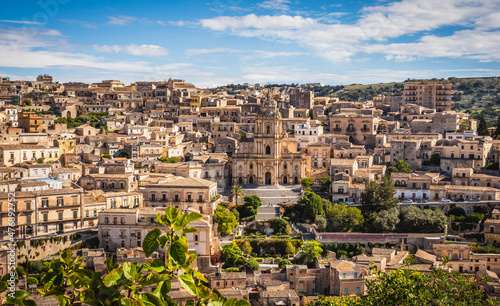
346 128 356 134
360 128 370 132
332 128 342 133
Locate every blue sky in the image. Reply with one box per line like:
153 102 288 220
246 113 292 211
1 0 500 87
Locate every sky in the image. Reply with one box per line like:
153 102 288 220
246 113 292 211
1 0 500 88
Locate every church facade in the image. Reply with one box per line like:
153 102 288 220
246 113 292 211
231 102 307 185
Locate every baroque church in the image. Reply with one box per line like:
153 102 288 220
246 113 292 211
231 100 307 185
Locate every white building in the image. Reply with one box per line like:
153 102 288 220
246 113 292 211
294 122 323 150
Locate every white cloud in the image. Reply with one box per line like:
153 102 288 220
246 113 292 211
92 44 169 57
0 20 42 25
198 0 500 63
185 48 239 56
257 0 291 11
107 15 137 26
59 19 98 29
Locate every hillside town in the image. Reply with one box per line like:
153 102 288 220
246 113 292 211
2 74 500 305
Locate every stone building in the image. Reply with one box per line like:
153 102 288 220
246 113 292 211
231 101 307 185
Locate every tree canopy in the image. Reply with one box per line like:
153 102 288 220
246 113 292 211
0 206 250 306
296 191 324 222
214 204 238 235
324 202 364 232
478 111 489 136
309 266 500 305
361 177 397 214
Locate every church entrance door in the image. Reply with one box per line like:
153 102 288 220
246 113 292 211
265 172 272 185
283 176 288 184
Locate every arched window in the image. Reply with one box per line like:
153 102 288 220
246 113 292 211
266 146 271 155
284 164 287 170
250 163 253 169
266 126 271 134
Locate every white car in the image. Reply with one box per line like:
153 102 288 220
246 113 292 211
441 198 451 202
345 201 355 205
403 200 413 203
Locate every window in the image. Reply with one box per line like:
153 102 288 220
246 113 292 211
73 210 77 219
94 210 97 217
58 212 63 220
344 288 348 295
195 234 198 242
57 198 64 206
199 195 203 202
86 211 89 218
43 213 48 222
42 199 49 208
356 287 360 294
266 146 271 155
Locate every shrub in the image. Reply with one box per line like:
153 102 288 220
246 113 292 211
27 277 38 286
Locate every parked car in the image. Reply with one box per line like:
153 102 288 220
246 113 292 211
56 230 64 235
454 198 465 202
417 199 427 203
345 201 355 205
441 198 451 202
48 233 57 237
403 200 413 203
23 235 31 240
471 198 481 201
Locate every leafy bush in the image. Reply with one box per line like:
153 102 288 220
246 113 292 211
27 277 38 286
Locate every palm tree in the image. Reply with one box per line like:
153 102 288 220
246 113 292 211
230 185 245 206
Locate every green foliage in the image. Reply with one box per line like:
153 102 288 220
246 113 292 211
361 177 397 214
118 151 130 158
279 259 292 269
230 185 245 206
284 241 296 256
35 158 44 164
398 207 446 233
459 121 470 131
478 111 489 135
221 242 244 266
391 159 413 173
300 241 323 266
301 178 314 188
319 176 331 192
23 99 32 106
237 195 262 220
240 240 252 255
268 218 289 235
472 243 500 254
100 154 112 159
214 204 238 236
368 208 400 233
243 258 259 272
315 215 327 232
0 206 250 306
26 277 38 286
294 191 324 222
450 213 484 223
310 267 499 305
483 162 500 170
324 202 364 232
158 156 180 163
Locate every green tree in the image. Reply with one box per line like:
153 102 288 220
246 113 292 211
240 240 252 255
495 115 500 139
478 111 489 136
398 207 446 233
300 241 323 266
394 159 412 173
243 258 259 272
0 206 250 306
159 156 180 163
296 191 324 222
23 99 32 106
214 208 238 236
284 241 296 257
220 242 243 266
459 121 470 131
269 218 289 235
301 178 314 188
319 176 331 192
230 185 245 206
279 259 292 269
238 195 262 220
324 203 364 232
369 208 400 232
315 215 327 232
361 177 397 214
